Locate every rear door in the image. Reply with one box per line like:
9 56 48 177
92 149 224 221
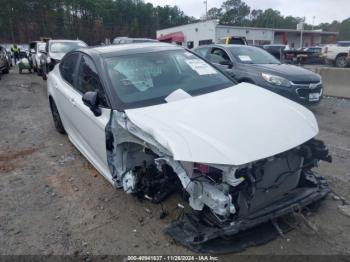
54 52 81 136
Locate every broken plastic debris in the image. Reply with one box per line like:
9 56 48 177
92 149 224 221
58 154 75 165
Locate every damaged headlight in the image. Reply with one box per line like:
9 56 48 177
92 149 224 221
262 73 291 87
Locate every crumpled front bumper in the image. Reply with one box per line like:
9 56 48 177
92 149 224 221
165 176 330 254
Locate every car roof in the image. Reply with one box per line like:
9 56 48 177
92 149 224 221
114 37 156 41
195 44 253 49
263 44 286 47
49 39 85 43
85 42 183 58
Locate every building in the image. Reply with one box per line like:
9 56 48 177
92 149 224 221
156 20 338 49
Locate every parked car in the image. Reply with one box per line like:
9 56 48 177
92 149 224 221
322 41 350 67
217 36 247 45
262 44 286 60
29 41 46 73
5 49 13 67
40 39 87 80
302 47 323 64
113 37 158 44
0 46 10 77
47 42 331 253
194 44 323 105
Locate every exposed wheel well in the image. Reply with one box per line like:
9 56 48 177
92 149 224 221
336 53 347 59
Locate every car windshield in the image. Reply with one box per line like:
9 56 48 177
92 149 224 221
105 49 233 109
50 42 86 53
230 46 280 64
38 43 46 52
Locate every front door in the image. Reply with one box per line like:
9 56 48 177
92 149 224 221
69 54 112 181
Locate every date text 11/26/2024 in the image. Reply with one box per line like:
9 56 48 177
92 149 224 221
127 255 219 261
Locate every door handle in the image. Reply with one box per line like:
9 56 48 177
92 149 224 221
70 98 76 106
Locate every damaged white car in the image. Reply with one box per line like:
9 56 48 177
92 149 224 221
47 42 332 253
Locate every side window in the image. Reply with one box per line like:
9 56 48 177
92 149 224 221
76 55 108 107
59 53 79 85
194 47 209 58
208 48 230 64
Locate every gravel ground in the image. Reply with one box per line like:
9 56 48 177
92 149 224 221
0 67 350 257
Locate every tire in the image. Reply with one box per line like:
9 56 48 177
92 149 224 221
335 55 348 68
50 99 66 134
37 66 43 76
42 66 47 80
2 62 10 74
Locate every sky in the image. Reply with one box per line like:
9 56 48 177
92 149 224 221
145 0 349 25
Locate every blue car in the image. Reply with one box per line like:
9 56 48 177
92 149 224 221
194 44 323 105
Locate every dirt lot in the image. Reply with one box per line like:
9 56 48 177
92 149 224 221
1 67 350 257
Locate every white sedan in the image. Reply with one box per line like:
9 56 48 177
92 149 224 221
47 42 332 253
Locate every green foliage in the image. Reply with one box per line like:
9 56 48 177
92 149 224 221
0 0 348 43
0 0 194 44
220 0 250 25
208 0 348 40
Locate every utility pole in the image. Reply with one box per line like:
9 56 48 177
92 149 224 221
312 16 316 30
7 5 15 43
298 17 305 49
203 0 208 20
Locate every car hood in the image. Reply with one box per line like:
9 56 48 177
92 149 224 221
247 64 321 83
125 83 318 166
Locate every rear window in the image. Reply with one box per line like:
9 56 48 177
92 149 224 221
50 42 87 53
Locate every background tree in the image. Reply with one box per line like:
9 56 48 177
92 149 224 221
0 0 348 44
220 0 251 25
207 7 223 20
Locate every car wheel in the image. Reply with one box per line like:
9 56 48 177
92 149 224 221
335 55 348 68
2 63 10 74
50 98 66 134
42 66 47 80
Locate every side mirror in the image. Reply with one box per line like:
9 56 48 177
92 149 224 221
82 91 102 117
219 60 233 68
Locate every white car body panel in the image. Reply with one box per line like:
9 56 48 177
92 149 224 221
322 44 348 61
125 83 319 166
48 67 112 183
